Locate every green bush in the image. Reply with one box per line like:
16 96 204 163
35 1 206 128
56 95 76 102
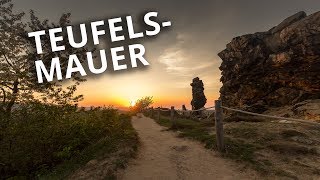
0 102 133 178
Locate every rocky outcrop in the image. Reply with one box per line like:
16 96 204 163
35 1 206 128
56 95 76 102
190 77 207 110
218 11 320 113
292 99 320 121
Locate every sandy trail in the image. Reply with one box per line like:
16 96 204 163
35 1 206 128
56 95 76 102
118 115 257 180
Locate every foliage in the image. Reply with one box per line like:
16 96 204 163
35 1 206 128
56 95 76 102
0 0 90 115
0 1 138 179
0 103 138 179
130 96 153 113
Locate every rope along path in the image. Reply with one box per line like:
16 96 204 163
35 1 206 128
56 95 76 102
176 106 215 112
156 105 319 126
221 106 320 126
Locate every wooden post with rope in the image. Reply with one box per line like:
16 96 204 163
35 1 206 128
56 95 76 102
215 100 225 152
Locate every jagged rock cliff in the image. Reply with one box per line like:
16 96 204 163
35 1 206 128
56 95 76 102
218 11 320 114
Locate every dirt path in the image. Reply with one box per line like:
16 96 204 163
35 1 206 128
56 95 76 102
118 115 258 180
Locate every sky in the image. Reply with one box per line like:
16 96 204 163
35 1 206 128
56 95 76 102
13 0 320 108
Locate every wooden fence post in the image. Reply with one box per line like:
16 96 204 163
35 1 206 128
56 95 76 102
151 107 154 118
215 100 225 152
171 106 176 128
157 108 160 121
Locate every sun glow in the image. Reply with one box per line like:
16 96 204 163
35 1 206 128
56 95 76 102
129 99 137 107
76 69 220 109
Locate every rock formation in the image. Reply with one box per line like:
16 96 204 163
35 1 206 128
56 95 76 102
190 77 207 110
218 11 320 113
182 105 187 111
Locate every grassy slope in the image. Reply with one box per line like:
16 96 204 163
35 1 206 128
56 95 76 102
148 113 320 179
0 104 139 180
38 114 139 180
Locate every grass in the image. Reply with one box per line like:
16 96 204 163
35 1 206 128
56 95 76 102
148 112 320 178
281 129 307 138
225 125 258 139
151 115 268 172
268 143 317 155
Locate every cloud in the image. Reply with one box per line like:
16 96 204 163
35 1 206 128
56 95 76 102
158 33 216 77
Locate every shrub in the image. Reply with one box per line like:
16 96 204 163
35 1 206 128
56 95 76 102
0 102 131 178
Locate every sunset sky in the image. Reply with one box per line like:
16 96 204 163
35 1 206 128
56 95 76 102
14 0 320 108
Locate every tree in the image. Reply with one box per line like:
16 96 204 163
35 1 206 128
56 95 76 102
131 96 153 113
0 0 90 116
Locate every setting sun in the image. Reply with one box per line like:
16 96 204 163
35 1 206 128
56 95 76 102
129 99 137 107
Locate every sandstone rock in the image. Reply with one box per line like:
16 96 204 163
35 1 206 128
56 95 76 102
182 105 187 111
87 159 98 166
292 99 320 120
218 11 320 112
190 77 207 110
270 11 307 34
